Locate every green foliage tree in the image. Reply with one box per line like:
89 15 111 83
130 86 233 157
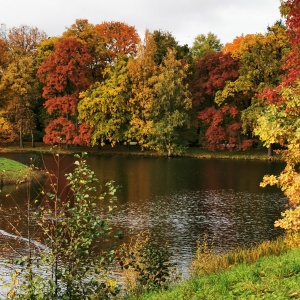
190 32 223 59
152 30 179 65
149 49 192 156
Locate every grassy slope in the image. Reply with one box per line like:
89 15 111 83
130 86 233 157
0 157 30 184
134 247 300 300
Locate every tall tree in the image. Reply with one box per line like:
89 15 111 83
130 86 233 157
254 0 300 233
189 51 240 149
37 38 93 145
0 38 9 109
63 19 107 82
127 30 159 150
78 55 132 146
152 30 179 64
215 23 288 150
7 25 47 56
150 49 192 156
36 36 60 65
95 21 140 63
222 34 256 58
190 32 223 59
0 55 39 147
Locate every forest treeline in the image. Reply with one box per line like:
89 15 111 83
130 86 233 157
0 3 292 156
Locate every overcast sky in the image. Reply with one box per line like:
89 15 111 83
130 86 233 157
0 0 282 47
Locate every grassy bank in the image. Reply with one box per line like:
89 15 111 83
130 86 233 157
0 142 282 161
0 157 32 185
132 245 300 299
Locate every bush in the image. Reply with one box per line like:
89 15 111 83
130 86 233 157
116 232 179 296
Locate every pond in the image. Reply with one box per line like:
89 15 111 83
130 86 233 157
0 152 287 276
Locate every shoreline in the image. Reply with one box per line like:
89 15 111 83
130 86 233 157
0 143 282 161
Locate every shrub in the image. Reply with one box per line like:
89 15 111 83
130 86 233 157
116 232 179 296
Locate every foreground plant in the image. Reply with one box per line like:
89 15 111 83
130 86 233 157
5 153 120 299
116 232 179 297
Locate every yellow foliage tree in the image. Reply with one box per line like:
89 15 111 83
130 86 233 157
127 30 159 150
254 82 300 232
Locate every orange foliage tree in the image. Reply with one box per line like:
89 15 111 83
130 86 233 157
95 21 140 64
37 38 93 145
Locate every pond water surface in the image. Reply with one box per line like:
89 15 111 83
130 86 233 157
0 152 287 276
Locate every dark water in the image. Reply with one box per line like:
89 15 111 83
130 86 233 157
0 153 287 274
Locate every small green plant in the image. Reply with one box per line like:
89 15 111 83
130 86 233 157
117 232 178 296
5 153 121 299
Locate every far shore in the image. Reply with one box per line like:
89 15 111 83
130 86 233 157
0 142 282 161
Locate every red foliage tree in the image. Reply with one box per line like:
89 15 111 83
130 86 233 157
198 104 244 151
37 38 93 145
282 0 300 85
190 52 240 109
43 117 76 145
189 51 241 149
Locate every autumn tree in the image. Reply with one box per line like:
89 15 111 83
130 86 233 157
127 30 159 150
215 23 288 151
37 38 93 145
254 0 300 233
189 51 240 149
95 21 140 64
222 34 256 58
149 49 192 156
78 55 132 146
0 55 39 146
0 111 18 144
0 25 46 146
36 36 60 65
0 38 9 109
0 38 9 74
63 19 107 82
190 32 223 59
7 25 47 56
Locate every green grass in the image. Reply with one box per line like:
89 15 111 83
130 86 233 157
0 157 31 185
132 246 300 300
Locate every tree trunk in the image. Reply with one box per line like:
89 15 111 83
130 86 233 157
268 143 274 157
19 127 24 148
31 130 35 148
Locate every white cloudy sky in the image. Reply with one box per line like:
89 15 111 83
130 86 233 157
0 0 282 46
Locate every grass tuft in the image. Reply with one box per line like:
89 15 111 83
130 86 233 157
0 157 32 185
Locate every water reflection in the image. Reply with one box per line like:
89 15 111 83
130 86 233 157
0 153 287 275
